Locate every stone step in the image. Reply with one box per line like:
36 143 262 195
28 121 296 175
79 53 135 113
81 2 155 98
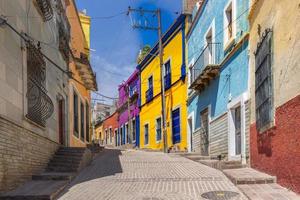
238 183 300 200
47 162 79 169
32 172 75 181
46 166 78 173
223 168 277 185
56 148 86 153
51 154 83 161
55 151 84 157
49 158 81 165
0 180 68 200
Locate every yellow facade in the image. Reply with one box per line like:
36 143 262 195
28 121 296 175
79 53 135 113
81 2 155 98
139 16 188 151
79 11 91 56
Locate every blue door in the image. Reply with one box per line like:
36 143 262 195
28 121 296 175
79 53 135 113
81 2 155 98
172 108 181 144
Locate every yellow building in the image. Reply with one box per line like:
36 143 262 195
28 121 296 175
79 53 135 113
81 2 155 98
66 0 97 147
95 121 104 145
79 10 91 57
139 14 188 151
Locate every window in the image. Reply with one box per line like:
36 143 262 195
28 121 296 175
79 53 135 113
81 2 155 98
224 1 234 45
73 92 79 137
26 43 53 127
85 103 90 142
80 102 85 141
109 128 112 144
105 129 108 144
146 76 153 102
132 119 136 141
126 123 129 143
164 60 171 90
172 108 181 144
148 76 153 90
156 117 162 142
255 29 273 132
144 124 149 145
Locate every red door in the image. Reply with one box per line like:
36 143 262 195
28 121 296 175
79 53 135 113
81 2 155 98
58 99 65 145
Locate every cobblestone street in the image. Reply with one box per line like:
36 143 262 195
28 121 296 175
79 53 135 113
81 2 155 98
58 149 247 200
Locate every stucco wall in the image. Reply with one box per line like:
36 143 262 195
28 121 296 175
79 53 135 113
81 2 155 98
139 18 188 151
187 0 250 128
249 0 300 194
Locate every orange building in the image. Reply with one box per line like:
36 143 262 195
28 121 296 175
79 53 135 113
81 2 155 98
103 112 119 146
66 0 97 147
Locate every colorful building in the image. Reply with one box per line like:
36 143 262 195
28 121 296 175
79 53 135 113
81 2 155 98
66 0 97 147
187 0 250 163
79 10 91 57
94 120 104 145
248 0 300 193
117 69 140 147
102 112 119 146
139 14 188 151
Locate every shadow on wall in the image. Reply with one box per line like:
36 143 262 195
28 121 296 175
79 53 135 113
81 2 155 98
58 149 123 197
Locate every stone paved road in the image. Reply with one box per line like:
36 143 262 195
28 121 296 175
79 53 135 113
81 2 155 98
58 149 247 200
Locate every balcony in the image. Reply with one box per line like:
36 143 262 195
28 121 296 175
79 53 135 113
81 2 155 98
189 43 221 91
145 88 153 103
34 0 53 21
164 73 171 90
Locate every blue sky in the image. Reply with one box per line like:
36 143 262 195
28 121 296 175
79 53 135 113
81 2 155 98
75 0 181 104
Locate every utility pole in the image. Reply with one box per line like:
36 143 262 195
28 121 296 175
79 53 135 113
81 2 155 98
127 7 168 153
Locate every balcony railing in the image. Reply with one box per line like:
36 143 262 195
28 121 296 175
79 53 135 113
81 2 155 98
34 0 53 21
145 88 153 103
164 73 171 90
189 43 221 91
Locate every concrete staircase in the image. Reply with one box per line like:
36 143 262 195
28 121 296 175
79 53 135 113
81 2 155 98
0 147 92 200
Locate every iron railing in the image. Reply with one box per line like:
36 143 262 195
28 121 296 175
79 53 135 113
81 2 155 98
35 0 53 21
190 43 221 85
26 43 54 127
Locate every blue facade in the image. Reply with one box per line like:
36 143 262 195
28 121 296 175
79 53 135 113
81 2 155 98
187 0 249 130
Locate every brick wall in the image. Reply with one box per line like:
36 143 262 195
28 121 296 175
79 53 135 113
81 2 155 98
250 95 300 193
0 117 59 193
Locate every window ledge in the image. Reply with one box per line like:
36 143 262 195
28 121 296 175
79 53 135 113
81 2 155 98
224 37 236 52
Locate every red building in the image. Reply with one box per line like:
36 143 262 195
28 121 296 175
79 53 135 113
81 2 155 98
248 0 300 193
102 112 119 146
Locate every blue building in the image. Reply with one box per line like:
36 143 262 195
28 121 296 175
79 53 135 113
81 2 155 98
186 0 250 164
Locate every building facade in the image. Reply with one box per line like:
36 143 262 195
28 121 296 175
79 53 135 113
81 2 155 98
66 0 97 147
102 112 119 146
248 0 300 193
187 0 250 163
139 15 188 151
94 120 104 145
0 0 70 192
117 69 140 147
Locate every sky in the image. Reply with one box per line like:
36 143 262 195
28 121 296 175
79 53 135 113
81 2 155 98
75 0 182 104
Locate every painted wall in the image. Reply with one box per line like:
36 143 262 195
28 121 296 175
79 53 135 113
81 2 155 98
139 15 188 151
79 11 91 56
118 69 140 126
187 0 249 128
67 0 93 147
102 112 119 146
248 0 300 194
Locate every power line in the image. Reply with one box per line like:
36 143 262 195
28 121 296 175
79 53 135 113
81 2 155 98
4 11 127 20
0 16 95 90
93 91 118 100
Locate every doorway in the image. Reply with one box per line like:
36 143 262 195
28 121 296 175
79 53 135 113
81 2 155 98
200 108 209 156
58 99 65 145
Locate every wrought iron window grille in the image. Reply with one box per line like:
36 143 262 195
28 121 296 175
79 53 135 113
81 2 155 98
254 28 273 132
34 0 54 21
58 22 70 63
26 42 54 127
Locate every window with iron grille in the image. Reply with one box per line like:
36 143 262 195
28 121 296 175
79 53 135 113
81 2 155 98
73 92 79 137
80 102 85 141
86 103 90 142
254 29 273 132
26 43 54 127
34 0 53 21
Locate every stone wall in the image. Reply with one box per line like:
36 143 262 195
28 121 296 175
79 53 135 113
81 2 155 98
0 117 59 193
